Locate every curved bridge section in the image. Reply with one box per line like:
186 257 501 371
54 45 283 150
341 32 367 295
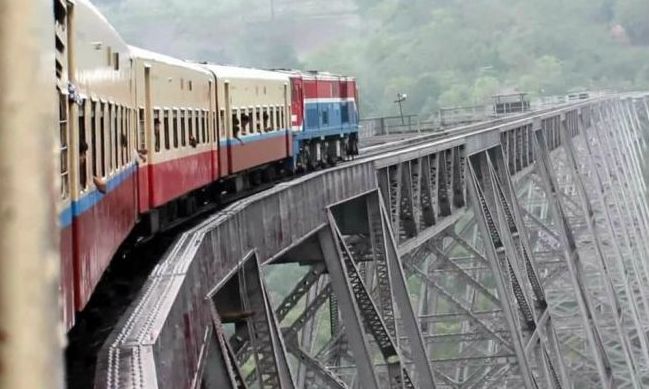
96 96 649 388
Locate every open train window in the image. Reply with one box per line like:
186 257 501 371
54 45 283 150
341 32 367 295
113 105 119 170
219 109 225 138
240 109 250 135
138 108 145 151
154 109 161 152
121 107 127 164
58 90 70 199
78 101 88 191
255 108 261 132
107 104 113 173
99 102 106 177
91 101 98 177
262 108 270 132
172 109 178 148
188 110 194 145
163 109 170 150
202 110 207 143
181 109 186 147
195 110 200 144
196 110 202 144
232 109 240 138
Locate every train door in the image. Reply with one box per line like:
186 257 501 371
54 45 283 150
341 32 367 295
208 79 220 181
283 83 292 157
290 77 304 131
224 81 233 175
135 64 152 213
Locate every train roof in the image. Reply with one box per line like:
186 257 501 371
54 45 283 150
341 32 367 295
273 69 355 81
201 64 290 83
76 0 129 51
129 46 212 75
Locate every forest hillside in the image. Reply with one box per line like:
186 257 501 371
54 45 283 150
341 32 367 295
94 0 649 117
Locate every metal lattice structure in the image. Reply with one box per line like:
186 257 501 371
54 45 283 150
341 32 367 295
96 95 649 389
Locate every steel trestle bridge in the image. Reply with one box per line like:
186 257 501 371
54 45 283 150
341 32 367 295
96 95 649 389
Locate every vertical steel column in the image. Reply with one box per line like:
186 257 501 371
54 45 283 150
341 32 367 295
239 254 295 389
318 226 381 389
0 1 62 389
592 106 649 287
575 108 649 361
486 146 570 388
555 115 643 387
205 305 246 389
612 102 649 231
375 193 437 389
466 155 538 389
531 124 615 388
600 105 649 272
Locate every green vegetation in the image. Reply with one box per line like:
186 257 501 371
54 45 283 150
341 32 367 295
95 0 649 117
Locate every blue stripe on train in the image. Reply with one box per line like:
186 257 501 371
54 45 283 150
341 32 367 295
58 163 137 229
218 128 287 147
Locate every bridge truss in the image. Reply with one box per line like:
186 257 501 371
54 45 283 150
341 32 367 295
96 96 649 388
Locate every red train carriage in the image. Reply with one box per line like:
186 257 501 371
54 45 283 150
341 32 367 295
56 0 137 329
130 47 216 231
204 65 292 189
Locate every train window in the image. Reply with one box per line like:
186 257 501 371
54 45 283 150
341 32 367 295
195 110 201 144
219 109 225 138
180 109 186 147
271 107 276 131
163 109 170 150
121 107 128 164
113 52 120 71
172 109 179 149
322 110 329 126
91 101 98 177
78 101 88 191
255 108 261 132
240 109 250 135
59 91 70 199
188 81 193 92
188 110 194 145
107 104 113 173
202 110 207 142
113 105 119 170
232 109 240 138
280 106 285 129
341 103 349 124
99 102 106 177
138 108 145 151
195 110 200 144
263 108 270 132
154 109 161 152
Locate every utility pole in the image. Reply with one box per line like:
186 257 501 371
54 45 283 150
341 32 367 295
394 93 407 125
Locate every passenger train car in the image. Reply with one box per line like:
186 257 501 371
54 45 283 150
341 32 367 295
55 0 359 330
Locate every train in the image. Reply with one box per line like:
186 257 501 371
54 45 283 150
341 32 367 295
55 0 360 330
